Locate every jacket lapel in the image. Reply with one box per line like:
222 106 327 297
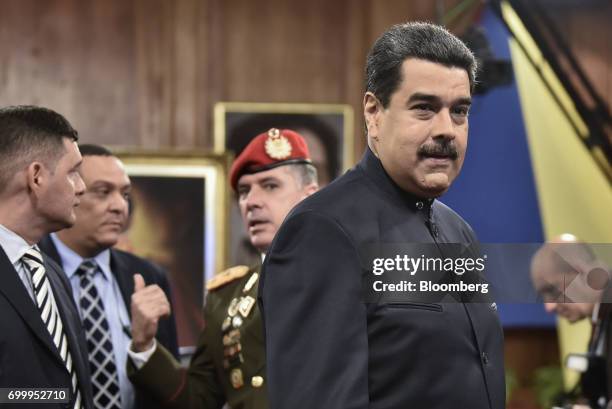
0 247 66 367
44 258 92 389
110 249 134 318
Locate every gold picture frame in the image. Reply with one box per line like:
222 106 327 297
115 150 230 350
214 101 355 183
213 102 355 267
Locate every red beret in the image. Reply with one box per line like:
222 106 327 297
230 128 311 190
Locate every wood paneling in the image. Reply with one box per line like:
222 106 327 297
10 0 601 161
0 0 140 145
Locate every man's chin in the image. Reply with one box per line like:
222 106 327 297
54 214 77 231
417 172 455 197
249 235 272 253
97 234 121 249
416 183 450 199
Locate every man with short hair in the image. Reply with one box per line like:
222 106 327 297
0 105 94 409
127 128 318 409
38 144 179 409
259 22 505 409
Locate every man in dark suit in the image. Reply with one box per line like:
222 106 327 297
0 105 94 409
39 144 179 409
259 22 505 409
531 236 612 409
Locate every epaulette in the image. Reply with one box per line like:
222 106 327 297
206 265 250 291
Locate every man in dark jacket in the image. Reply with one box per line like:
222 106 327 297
39 144 179 409
0 105 94 409
259 22 506 409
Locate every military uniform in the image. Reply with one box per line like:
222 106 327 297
128 265 267 409
128 127 313 409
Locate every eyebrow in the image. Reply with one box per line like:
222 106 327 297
71 160 82 172
260 176 280 182
407 93 472 106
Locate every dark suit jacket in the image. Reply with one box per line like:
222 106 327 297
606 303 612 403
39 236 180 409
581 289 612 408
0 246 95 409
259 148 505 409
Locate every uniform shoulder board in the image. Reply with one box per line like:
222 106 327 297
206 265 250 291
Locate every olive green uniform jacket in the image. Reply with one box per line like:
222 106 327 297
128 265 268 409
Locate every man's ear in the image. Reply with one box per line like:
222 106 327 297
26 161 46 193
303 182 319 197
363 92 383 140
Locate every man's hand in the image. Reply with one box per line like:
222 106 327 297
130 274 171 352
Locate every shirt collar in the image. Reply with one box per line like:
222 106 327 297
50 233 112 280
0 224 34 266
358 147 435 214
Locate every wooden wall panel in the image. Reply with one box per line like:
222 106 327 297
0 0 139 145
219 0 347 103
7 0 607 157
212 0 368 155
133 0 174 148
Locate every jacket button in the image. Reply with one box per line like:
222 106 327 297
251 376 264 388
481 352 489 365
416 201 424 210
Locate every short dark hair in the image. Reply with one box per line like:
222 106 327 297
0 105 79 193
366 21 477 108
78 144 114 157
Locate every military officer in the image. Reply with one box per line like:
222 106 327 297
126 128 319 409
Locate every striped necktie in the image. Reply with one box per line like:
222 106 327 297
77 260 121 409
22 247 82 409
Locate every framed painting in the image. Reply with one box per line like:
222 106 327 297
213 102 355 266
115 150 230 354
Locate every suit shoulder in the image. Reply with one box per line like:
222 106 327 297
291 169 368 217
206 265 251 291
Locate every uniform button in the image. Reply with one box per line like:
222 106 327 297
416 201 424 210
481 352 489 365
251 376 264 388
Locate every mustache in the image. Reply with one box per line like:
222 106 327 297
417 141 458 160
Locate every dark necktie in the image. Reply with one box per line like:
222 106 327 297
77 260 121 409
22 247 82 409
